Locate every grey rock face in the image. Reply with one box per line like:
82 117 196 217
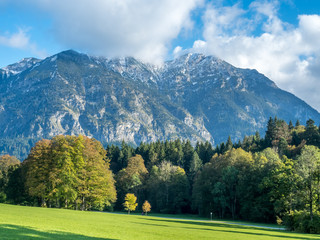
0 50 319 160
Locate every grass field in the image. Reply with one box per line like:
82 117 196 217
0 203 319 240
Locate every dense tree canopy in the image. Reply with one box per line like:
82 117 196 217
23 135 116 210
2 117 320 233
0 154 20 202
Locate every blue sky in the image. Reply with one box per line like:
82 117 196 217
1 0 320 111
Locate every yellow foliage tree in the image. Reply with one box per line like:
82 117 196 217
123 193 138 214
142 200 151 215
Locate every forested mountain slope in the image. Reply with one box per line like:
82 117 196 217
0 50 319 159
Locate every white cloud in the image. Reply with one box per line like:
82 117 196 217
184 0 320 112
0 28 47 58
26 0 203 64
0 29 30 49
173 46 183 58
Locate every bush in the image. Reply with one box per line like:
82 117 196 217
0 192 6 202
282 210 320 233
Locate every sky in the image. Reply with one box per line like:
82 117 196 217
1 0 320 112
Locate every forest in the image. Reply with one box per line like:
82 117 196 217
0 117 320 233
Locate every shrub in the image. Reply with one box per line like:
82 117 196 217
0 192 6 202
282 210 320 233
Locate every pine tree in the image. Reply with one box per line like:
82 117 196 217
288 120 294 130
182 140 194 173
265 117 276 147
226 136 233 151
188 152 202 181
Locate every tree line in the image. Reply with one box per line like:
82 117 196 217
0 117 320 233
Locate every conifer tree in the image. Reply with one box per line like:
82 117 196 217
226 136 233 151
288 120 294 130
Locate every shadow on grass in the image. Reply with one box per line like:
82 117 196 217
0 224 117 240
141 218 320 240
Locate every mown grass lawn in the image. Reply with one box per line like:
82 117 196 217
0 203 319 240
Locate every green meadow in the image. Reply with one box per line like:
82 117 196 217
0 203 319 240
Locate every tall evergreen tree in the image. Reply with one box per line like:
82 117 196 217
226 136 233 151
288 120 294 130
188 151 202 181
265 117 276 147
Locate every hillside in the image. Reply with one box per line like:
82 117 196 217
0 50 319 159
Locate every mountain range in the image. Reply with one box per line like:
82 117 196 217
1 50 319 160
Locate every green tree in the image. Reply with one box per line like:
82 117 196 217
265 117 276 147
0 155 20 202
147 144 158 169
196 141 213 164
289 120 294 130
194 148 258 220
123 193 138 214
267 155 298 215
116 154 148 210
50 135 78 208
24 139 52 207
278 137 288 157
226 136 233 151
304 119 320 147
107 144 121 173
188 151 202 182
24 136 116 210
116 155 148 192
182 140 194 173
5 165 27 204
147 161 189 213
119 141 134 170
296 145 320 220
79 136 116 210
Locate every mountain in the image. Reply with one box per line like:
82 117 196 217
1 58 41 78
0 50 319 160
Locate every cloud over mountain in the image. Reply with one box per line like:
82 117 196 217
28 0 203 64
176 0 320 111
2 0 320 111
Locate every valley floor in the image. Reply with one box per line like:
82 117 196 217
0 203 318 240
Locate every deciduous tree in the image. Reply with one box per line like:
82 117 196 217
142 200 151 215
123 193 138 214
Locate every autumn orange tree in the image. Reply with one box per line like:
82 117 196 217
142 200 151 215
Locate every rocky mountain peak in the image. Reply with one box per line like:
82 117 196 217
1 57 41 77
0 50 319 160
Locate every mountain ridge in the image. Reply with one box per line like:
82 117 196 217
0 50 319 160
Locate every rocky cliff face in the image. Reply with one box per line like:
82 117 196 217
1 50 319 160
